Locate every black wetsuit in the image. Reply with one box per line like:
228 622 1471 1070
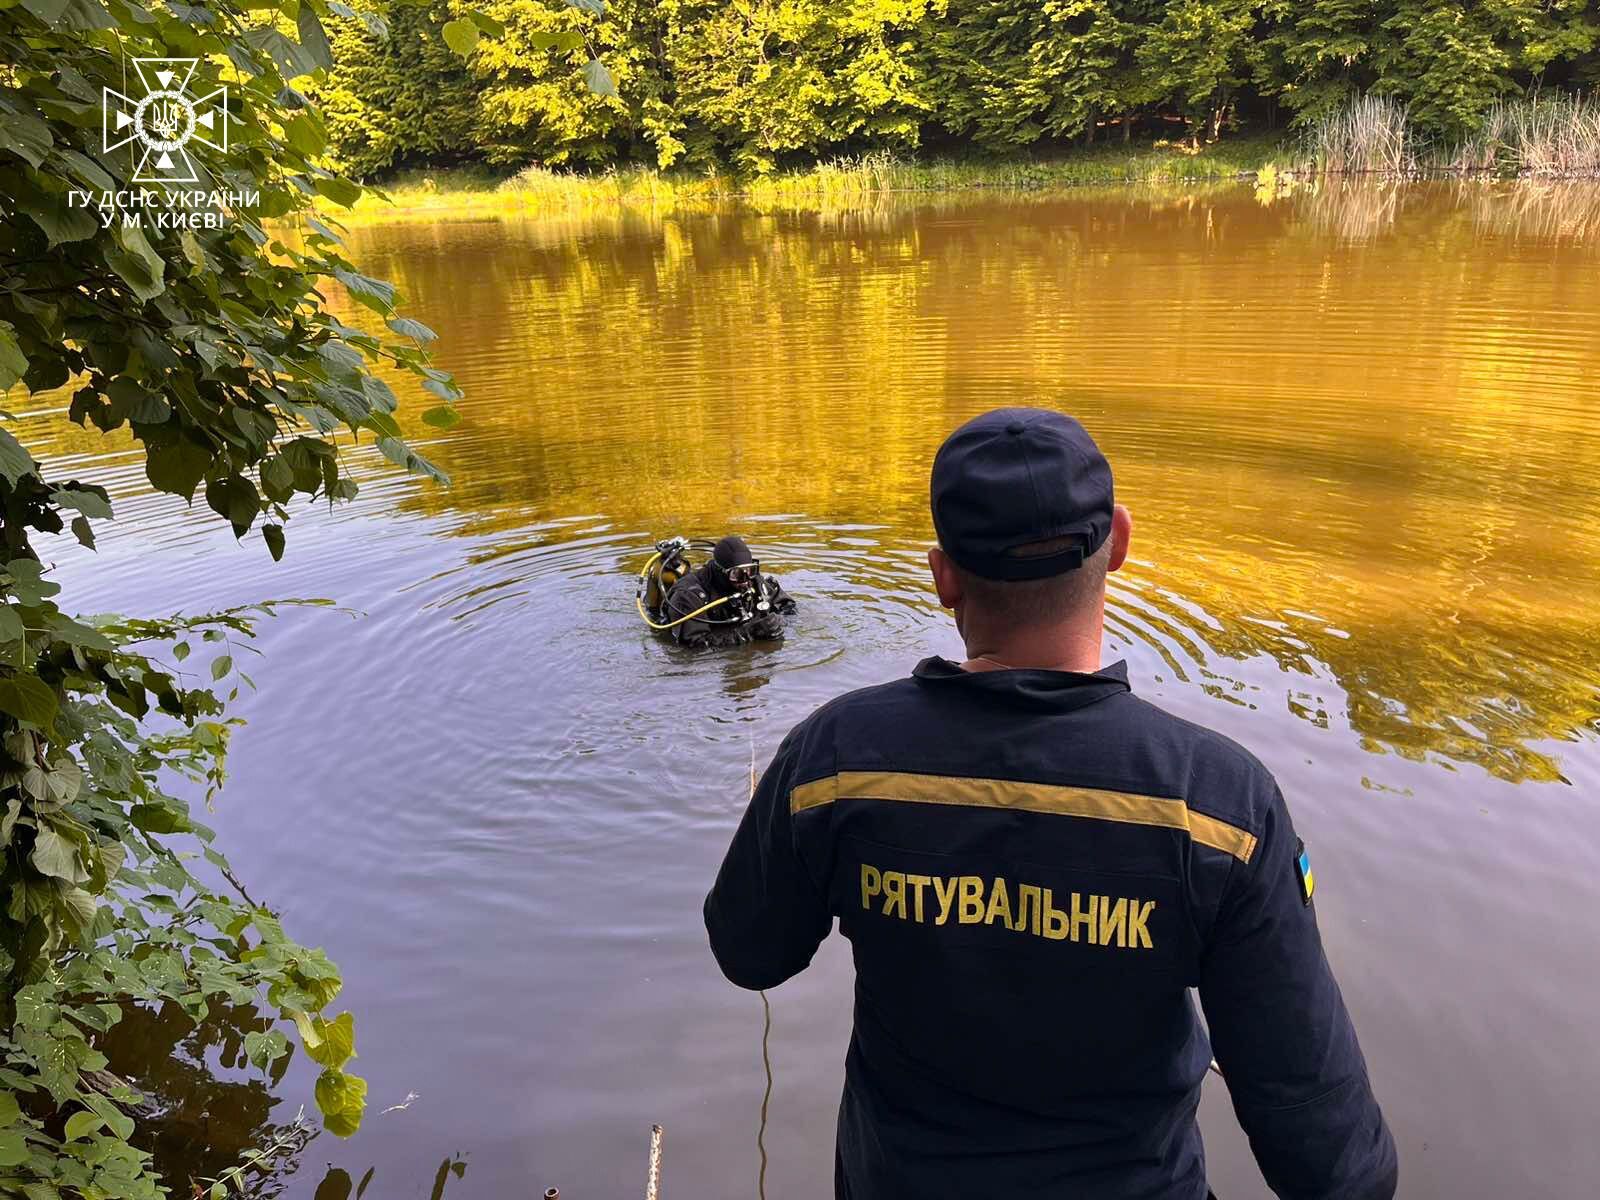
664 562 796 648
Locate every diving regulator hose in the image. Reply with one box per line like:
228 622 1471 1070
635 550 739 631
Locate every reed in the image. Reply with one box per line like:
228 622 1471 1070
1442 95 1600 177
1298 95 1419 176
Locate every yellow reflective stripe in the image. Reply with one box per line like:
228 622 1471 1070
791 774 837 813
1188 810 1259 864
789 770 1257 863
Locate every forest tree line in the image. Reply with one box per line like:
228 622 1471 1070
316 0 1600 177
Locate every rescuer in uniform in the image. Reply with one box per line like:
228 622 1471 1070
664 535 796 648
704 408 1398 1199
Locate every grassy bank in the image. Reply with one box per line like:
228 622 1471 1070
324 95 1600 226
334 136 1287 224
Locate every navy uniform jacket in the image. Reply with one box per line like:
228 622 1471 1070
704 658 1397 1200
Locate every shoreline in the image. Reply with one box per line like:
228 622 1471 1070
318 137 1600 227
322 137 1286 225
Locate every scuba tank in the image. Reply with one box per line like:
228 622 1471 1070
641 537 691 615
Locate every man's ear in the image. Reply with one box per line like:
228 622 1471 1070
1107 504 1132 573
928 546 963 610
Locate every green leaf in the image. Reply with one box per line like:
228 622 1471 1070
146 438 213 502
64 1110 104 1141
0 429 37 485
31 828 89 883
50 488 113 520
128 803 191 835
0 110 53 167
290 1007 321 1048
333 269 397 314
263 523 286 562
442 17 480 58
0 676 58 726
385 317 436 343
313 175 363 207
285 112 327 157
0 1091 20 1127
583 58 617 98
0 322 28 391
305 1012 356 1069
0 1129 26 1167
14 984 60 1030
243 26 324 79
297 6 335 70
20 0 71 20
526 30 586 52
313 1068 367 1137
16 191 97 246
0 607 21 642
106 225 167 302
70 515 94 550
205 475 261 538
211 654 233 681
420 406 460 430
83 1093 134 1140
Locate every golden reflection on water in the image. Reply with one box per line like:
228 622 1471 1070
22 182 1600 783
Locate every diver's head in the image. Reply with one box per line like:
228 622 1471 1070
709 535 759 594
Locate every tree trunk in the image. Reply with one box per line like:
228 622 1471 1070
1083 109 1097 147
1122 111 1132 143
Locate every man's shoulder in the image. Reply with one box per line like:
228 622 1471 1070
1113 692 1281 830
776 676 925 769
793 675 925 732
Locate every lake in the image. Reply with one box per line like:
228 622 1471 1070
21 179 1600 1198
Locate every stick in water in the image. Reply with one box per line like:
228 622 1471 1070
646 1124 664 1200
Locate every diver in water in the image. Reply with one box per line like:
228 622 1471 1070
660 535 796 648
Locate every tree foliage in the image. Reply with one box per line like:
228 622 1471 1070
315 0 1600 174
0 0 499 1190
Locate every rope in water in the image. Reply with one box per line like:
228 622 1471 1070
758 990 773 1200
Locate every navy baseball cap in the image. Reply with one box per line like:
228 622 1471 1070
930 407 1114 581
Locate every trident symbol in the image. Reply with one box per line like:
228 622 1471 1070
148 97 185 142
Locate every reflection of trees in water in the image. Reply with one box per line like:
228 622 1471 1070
319 187 1600 785
309 1153 468 1200
22 186 1600 782
99 1000 308 1194
102 1000 472 1199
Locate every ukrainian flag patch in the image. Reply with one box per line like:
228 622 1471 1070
1294 838 1315 906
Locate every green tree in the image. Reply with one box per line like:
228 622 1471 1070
923 0 1150 149
1369 1 1598 134
1136 0 1264 144
665 0 935 172
0 0 480 1190
318 3 479 177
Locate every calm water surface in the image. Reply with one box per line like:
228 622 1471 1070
21 180 1600 1197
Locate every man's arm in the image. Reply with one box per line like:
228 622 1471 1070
704 733 833 990
1199 787 1398 1200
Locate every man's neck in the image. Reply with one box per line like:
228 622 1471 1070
958 626 1103 674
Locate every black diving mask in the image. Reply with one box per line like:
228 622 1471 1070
726 561 759 588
